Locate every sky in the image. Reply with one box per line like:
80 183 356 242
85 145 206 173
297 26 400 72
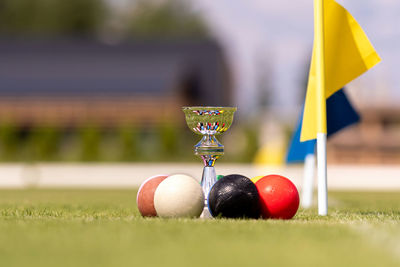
190 0 400 116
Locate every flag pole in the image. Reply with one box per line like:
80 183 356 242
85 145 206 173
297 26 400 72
301 153 315 208
314 0 328 215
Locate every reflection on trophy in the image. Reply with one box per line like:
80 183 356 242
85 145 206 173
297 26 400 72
182 106 237 218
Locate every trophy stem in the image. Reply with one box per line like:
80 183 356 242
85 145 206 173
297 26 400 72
200 166 217 218
199 154 221 218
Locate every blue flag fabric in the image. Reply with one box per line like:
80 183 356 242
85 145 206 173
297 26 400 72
325 89 360 136
286 88 360 163
286 111 316 163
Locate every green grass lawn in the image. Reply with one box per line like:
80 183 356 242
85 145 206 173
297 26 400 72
0 189 399 267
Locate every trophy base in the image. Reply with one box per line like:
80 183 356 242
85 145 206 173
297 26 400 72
200 206 212 219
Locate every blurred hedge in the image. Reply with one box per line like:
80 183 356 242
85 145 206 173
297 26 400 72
0 123 259 163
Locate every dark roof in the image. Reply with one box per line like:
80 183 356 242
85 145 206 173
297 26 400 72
0 39 229 101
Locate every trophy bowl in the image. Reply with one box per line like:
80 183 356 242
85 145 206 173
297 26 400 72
182 106 237 156
182 106 237 136
182 106 237 218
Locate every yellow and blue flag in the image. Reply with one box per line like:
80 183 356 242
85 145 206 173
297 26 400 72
287 88 360 163
300 0 380 142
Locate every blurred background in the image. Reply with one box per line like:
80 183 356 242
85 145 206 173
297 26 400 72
0 0 399 165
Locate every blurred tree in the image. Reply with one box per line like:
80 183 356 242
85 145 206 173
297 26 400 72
127 0 209 39
242 125 260 163
79 125 101 161
26 126 61 161
118 124 139 161
158 122 178 160
0 122 19 161
0 0 106 36
58 128 80 162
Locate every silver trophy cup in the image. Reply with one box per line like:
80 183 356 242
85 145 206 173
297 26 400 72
182 106 237 218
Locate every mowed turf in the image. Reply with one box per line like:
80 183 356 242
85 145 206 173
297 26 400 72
0 189 399 267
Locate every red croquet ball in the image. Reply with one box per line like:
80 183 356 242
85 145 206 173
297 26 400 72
137 174 168 217
255 175 299 219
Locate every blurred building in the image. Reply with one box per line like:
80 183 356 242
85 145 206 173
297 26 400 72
327 107 400 164
0 39 231 127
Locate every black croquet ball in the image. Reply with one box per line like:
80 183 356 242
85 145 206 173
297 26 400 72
208 174 260 219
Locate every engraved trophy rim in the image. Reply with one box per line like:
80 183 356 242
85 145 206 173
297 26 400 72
182 106 237 111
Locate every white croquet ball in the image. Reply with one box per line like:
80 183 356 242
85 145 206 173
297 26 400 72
154 174 204 218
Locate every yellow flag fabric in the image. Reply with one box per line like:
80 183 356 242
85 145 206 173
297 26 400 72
300 0 381 142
